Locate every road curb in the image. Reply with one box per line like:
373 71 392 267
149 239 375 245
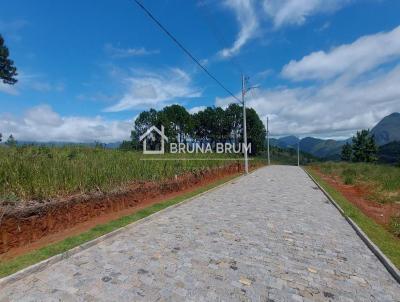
302 167 400 285
0 168 262 288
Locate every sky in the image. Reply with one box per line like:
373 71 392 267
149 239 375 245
1 0 400 142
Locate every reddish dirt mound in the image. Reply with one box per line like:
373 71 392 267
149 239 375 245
312 168 400 227
0 163 254 258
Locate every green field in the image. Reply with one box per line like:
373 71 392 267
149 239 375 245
312 161 400 204
0 145 262 202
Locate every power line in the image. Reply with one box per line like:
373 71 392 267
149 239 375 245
132 0 241 103
197 1 244 75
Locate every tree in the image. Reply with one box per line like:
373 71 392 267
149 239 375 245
119 140 134 151
161 105 191 143
0 132 2 143
245 107 266 154
5 134 16 147
225 103 242 145
351 129 377 162
341 142 352 161
0 35 18 85
130 104 267 154
133 109 163 150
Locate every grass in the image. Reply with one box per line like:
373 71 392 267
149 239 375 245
0 173 240 278
306 168 400 269
0 145 262 202
312 161 400 203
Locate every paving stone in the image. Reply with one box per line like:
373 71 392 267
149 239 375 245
0 166 399 301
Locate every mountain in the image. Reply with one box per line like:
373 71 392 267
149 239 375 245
371 112 400 145
270 136 345 159
269 135 299 149
269 112 400 159
14 141 122 149
299 137 346 159
378 141 400 164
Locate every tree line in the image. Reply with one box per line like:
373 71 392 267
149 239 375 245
341 129 378 162
121 104 267 154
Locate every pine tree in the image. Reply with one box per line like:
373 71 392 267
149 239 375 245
351 129 377 163
0 34 18 85
341 142 352 161
5 134 17 147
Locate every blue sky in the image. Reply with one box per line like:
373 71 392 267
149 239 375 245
1 0 400 142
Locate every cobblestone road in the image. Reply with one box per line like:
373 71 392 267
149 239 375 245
1 166 399 301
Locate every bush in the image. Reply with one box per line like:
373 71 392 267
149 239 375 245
342 168 357 185
390 216 400 237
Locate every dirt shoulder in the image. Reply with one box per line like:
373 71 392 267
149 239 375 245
310 167 400 229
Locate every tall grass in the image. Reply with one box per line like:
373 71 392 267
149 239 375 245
313 161 400 203
0 145 257 202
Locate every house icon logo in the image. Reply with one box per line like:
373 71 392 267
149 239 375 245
139 125 169 155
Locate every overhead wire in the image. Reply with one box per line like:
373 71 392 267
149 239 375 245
132 0 241 103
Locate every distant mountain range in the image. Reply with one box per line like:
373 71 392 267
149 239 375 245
270 112 400 160
13 141 121 149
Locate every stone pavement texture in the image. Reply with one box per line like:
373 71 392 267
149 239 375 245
1 166 399 302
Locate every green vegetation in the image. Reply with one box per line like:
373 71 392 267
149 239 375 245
0 145 259 202
341 129 378 163
307 168 400 269
267 145 319 165
390 216 400 237
378 141 400 165
313 162 400 203
0 34 18 85
128 104 267 155
0 174 239 277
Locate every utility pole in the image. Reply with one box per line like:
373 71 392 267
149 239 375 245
241 75 258 175
267 116 270 165
297 139 300 167
242 74 249 174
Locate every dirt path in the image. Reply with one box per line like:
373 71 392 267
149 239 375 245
0 166 399 301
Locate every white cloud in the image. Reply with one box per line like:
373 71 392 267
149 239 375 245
217 0 352 58
282 25 400 81
0 72 65 95
263 0 350 28
104 44 159 58
0 82 19 95
216 64 400 138
104 68 201 112
188 106 206 114
218 0 258 58
0 105 131 143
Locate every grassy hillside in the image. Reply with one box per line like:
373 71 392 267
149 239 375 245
264 146 319 165
0 145 262 202
378 141 400 164
313 162 400 204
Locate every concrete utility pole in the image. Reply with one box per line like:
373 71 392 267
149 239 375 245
241 75 258 175
297 139 300 167
242 74 249 174
267 116 270 165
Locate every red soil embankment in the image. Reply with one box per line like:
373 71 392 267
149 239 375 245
311 168 400 228
0 163 248 259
